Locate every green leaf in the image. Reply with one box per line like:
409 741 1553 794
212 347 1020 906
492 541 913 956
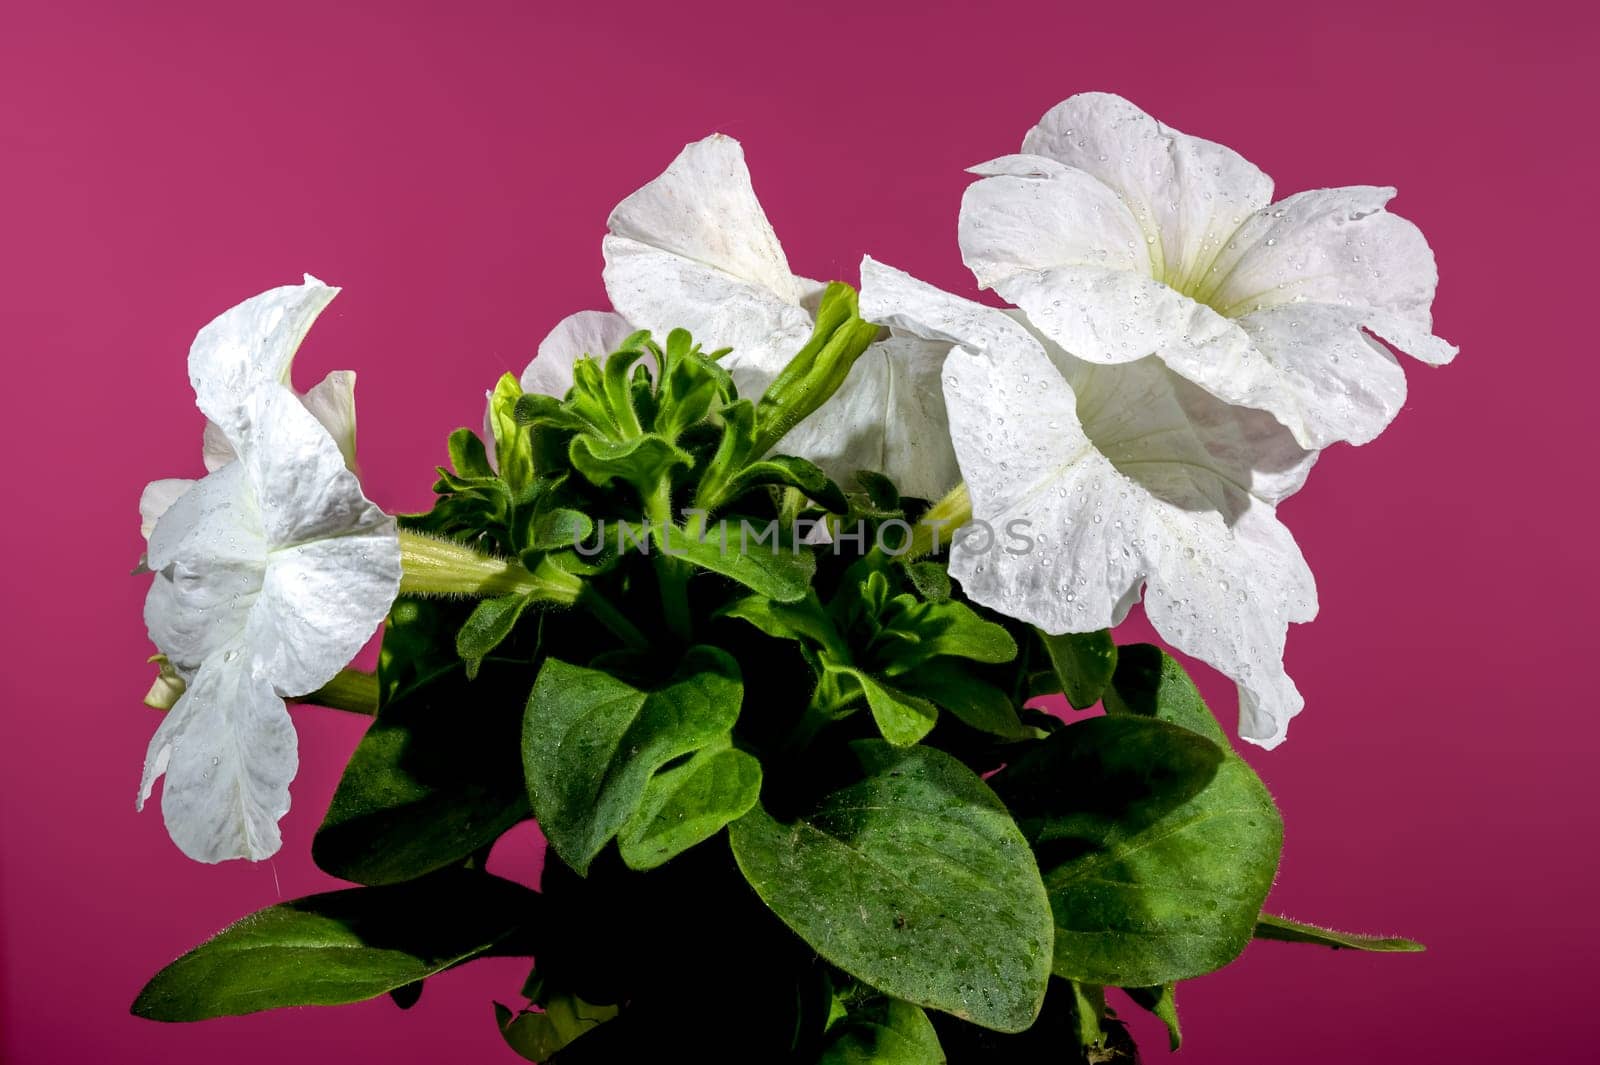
314 658 530 886
993 716 1282 987
1066 981 1105 1049
569 432 691 491
715 454 848 514
525 507 594 553
1101 643 1225 743
1124 984 1182 1050
666 521 816 602
818 998 947 1064
523 647 744 874
719 592 844 652
828 664 939 746
895 661 1027 740
901 562 951 604
494 996 619 1062
447 427 496 480
876 597 1017 671
456 593 534 678
131 872 538 1021
729 741 1054 1033
1254 914 1425 952
616 741 763 871
1036 630 1117 710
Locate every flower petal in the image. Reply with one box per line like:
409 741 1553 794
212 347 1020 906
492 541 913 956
189 275 339 453
299 369 360 470
236 385 395 550
522 310 635 397
602 135 812 397
1018 93 1273 288
249 533 401 696
143 462 266 674
137 655 297 862
776 336 959 500
139 478 196 542
861 258 1317 747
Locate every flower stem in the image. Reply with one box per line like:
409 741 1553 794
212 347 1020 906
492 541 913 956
645 479 693 641
397 529 579 602
300 668 380 716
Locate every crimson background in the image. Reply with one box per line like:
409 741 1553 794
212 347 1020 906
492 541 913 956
2 1 1594 1061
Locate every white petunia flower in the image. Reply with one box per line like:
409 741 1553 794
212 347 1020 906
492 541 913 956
959 93 1456 450
195 275 361 471
587 134 960 499
860 257 1317 748
138 283 400 863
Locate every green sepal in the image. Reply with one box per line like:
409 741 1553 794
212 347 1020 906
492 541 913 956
488 373 537 493
1124 983 1181 1050
753 282 881 456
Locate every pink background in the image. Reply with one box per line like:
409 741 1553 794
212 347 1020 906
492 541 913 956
2 0 1594 1060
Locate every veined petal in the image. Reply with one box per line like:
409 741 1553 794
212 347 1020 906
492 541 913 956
139 478 196 542
250 532 401 696
203 368 360 472
776 336 959 500
299 370 360 470
606 134 801 306
862 258 1318 747
522 310 635 397
1020 93 1273 289
143 462 265 674
1205 186 1451 350
602 135 812 398
189 275 339 453
961 154 1150 288
236 385 395 549
137 655 297 862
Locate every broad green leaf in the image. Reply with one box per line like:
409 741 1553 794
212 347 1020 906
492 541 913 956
1255 914 1424 952
494 995 619 1062
818 998 947 1064
1036 630 1117 710
377 596 468 706
1101 643 1224 743
894 661 1027 740
828 664 938 746
666 521 816 602
131 872 537 1021
729 741 1053 1033
1124 984 1181 1050
993 716 1282 987
456 593 533 678
524 648 744 874
314 659 530 885
616 741 763 871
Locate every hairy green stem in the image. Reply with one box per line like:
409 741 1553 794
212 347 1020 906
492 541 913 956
300 669 381 716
